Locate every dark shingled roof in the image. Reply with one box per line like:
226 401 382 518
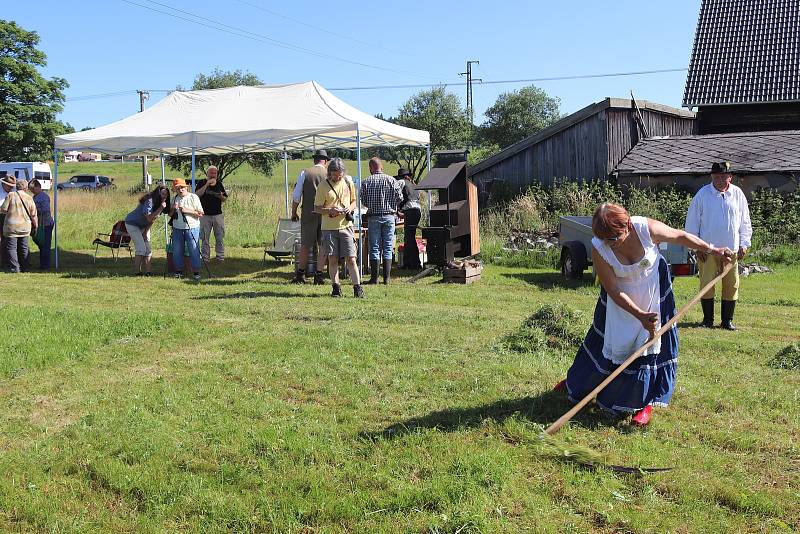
615 131 800 174
683 0 800 107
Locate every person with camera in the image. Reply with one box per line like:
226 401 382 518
170 179 204 281
125 184 170 276
313 157 364 298
361 157 403 284
196 165 228 263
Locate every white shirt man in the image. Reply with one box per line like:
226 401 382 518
685 161 752 330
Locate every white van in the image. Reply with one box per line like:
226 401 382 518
0 162 54 190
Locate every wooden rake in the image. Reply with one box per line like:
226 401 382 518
545 262 734 436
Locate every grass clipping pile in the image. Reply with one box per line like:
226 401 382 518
768 342 800 370
503 303 584 354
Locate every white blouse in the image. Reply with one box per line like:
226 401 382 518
592 216 662 364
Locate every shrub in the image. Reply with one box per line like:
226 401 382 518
480 179 799 265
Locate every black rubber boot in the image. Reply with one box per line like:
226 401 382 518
382 262 391 285
367 261 379 285
700 298 714 328
291 269 306 284
721 300 737 330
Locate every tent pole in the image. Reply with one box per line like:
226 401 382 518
426 144 432 225
191 147 196 192
283 149 289 217
53 148 59 270
160 152 167 245
356 127 363 278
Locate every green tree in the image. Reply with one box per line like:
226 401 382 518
480 85 561 149
167 68 278 180
0 20 70 161
377 87 472 179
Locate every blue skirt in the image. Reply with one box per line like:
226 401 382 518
565 257 679 414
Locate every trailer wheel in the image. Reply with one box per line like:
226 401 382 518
561 241 587 280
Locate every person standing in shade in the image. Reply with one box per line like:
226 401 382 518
290 149 330 284
30 179 54 270
0 173 8 267
314 157 364 298
0 175 37 273
125 185 170 276
170 178 204 281
196 165 228 263
685 161 752 330
396 168 422 269
361 157 402 284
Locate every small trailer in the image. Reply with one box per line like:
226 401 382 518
558 216 696 280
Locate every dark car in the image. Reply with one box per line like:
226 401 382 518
57 175 115 191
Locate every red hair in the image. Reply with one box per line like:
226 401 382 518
592 203 631 239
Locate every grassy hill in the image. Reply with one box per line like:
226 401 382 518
0 251 798 531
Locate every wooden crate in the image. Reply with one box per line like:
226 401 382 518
443 264 482 284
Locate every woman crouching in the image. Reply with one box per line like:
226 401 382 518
555 203 732 426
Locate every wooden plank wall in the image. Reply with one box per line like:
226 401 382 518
605 109 697 173
470 107 697 196
698 103 800 133
470 112 609 191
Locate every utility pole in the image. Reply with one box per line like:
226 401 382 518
137 90 150 189
458 60 482 125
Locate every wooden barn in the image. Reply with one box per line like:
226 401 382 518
468 98 696 198
471 0 800 199
617 0 800 195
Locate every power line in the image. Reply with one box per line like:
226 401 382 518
233 0 422 62
327 68 688 91
120 0 438 79
65 67 688 102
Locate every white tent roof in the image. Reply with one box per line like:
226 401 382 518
55 81 429 155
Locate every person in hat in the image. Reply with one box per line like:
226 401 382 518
196 165 228 263
685 162 752 330
361 157 403 284
396 168 422 269
0 175 38 273
290 149 330 284
170 178 204 281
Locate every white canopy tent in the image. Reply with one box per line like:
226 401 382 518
53 81 431 272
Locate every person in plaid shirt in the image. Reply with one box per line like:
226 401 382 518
360 157 402 284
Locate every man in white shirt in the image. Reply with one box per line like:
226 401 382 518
685 161 752 330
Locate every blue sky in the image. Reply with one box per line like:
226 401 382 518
6 0 702 130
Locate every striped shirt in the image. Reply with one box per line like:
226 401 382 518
360 173 402 215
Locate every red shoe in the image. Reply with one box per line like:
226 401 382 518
631 405 652 426
553 379 567 392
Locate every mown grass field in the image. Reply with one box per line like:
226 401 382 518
0 161 798 531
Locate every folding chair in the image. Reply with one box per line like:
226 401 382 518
92 220 133 262
264 217 301 262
